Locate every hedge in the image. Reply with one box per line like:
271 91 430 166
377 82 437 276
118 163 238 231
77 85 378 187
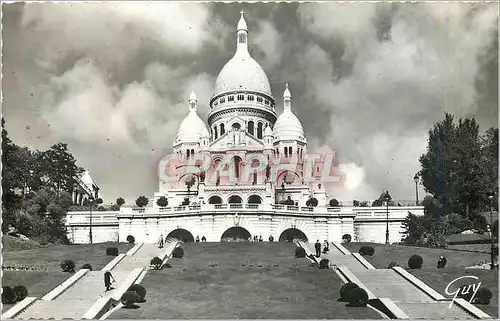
359 246 375 256
121 291 140 308
82 263 93 271
126 235 135 244
172 247 184 259
61 260 75 273
106 247 119 256
128 284 146 302
408 254 423 269
295 247 306 258
339 282 359 302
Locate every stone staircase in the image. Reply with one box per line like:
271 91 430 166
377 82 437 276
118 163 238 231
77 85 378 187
11 242 178 319
299 242 483 319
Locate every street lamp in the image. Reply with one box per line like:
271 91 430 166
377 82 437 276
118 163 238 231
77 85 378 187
384 191 392 245
89 195 94 244
413 174 419 206
487 191 496 270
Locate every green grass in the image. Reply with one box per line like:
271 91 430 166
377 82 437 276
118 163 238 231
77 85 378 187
2 235 50 252
3 242 133 272
343 242 492 268
1 271 69 312
344 242 498 318
111 243 382 319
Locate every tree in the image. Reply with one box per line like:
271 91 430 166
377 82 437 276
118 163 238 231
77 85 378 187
135 196 149 208
401 212 427 245
116 197 125 207
329 199 339 207
306 198 318 207
184 175 196 194
156 196 168 207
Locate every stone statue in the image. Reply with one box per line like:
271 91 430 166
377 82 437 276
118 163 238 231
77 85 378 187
200 171 205 183
265 164 271 180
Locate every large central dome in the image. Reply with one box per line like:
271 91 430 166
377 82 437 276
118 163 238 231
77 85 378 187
213 11 272 98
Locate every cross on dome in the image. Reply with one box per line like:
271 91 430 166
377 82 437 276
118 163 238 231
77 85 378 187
189 90 197 111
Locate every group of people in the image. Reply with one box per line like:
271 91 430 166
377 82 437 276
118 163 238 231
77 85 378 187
157 234 207 248
195 235 207 242
251 235 264 242
314 240 330 257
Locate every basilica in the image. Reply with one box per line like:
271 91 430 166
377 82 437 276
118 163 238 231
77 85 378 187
65 11 423 244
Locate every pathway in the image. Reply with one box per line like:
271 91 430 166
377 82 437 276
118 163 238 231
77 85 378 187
12 242 177 319
300 241 486 319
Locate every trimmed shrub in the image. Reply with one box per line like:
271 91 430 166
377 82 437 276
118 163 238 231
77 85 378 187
319 259 329 269
295 247 306 258
82 264 93 271
106 247 119 256
128 284 146 302
150 257 163 270
121 291 140 308
342 234 352 243
339 282 359 302
408 254 423 269
172 247 184 259
388 261 399 269
2 286 17 304
474 288 492 305
61 260 75 273
308 263 318 268
13 285 28 301
346 287 369 307
359 246 375 256
437 257 447 269
126 235 135 244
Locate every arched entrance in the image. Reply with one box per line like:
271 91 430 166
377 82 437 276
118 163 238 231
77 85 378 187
208 195 223 204
221 227 251 242
247 195 262 204
167 229 194 243
228 195 243 204
279 228 308 242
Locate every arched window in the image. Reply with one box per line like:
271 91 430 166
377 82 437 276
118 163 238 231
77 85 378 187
288 147 292 155
247 95 254 101
186 149 190 159
191 149 194 156
228 96 234 102
253 170 257 185
220 124 225 136
257 123 263 139
233 157 242 180
284 147 288 158
257 97 263 104
237 94 244 101
220 97 225 104
238 33 247 44
214 126 218 140
248 121 255 135
216 170 220 186
317 167 320 173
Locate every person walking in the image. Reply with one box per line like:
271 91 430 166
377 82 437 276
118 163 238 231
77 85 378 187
196 235 200 242
259 235 263 242
158 234 164 249
315 240 321 257
201 236 206 242
104 270 116 292
323 240 329 254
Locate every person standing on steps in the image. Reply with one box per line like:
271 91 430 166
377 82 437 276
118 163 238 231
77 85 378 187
323 240 329 254
158 234 164 249
315 240 321 257
104 270 116 292
196 235 200 242
201 236 206 242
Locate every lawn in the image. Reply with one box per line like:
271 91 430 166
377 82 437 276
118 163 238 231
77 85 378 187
1 271 69 312
111 242 382 319
343 242 491 269
344 242 498 318
3 241 133 272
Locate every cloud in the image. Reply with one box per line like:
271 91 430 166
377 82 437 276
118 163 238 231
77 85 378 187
2 2 498 203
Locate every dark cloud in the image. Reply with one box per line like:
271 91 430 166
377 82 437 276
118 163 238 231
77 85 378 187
2 2 498 203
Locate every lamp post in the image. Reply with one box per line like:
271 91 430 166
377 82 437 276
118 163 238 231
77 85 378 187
487 191 495 270
413 174 419 206
89 195 94 244
384 191 392 245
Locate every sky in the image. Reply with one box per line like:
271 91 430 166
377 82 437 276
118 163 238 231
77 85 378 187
2 2 498 204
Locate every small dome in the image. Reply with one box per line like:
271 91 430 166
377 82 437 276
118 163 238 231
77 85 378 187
175 110 209 145
264 124 273 137
237 10 247 31
189 91 197 101
214 53 272 96
273 110 305 142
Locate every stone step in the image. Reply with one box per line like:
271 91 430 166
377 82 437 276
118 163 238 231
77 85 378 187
395 302 475 319
354 270 434 302
17 299 90 319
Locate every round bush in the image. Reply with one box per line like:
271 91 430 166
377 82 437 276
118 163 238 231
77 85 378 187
295 247 306 258
359 246 375 256
106 247 119 256
61 260 75 273
126 235 135 244
347 287 369 307
342 234 352 243
13 285 28 301
388 261 399 269
82 264 93 271
150 257 163 270
120 290 140 308
474 288 492 305
172 247 184 259
339 282 359 302
128 284 146 302
408 254 423 269
319 259 330 269
2 286 17 304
